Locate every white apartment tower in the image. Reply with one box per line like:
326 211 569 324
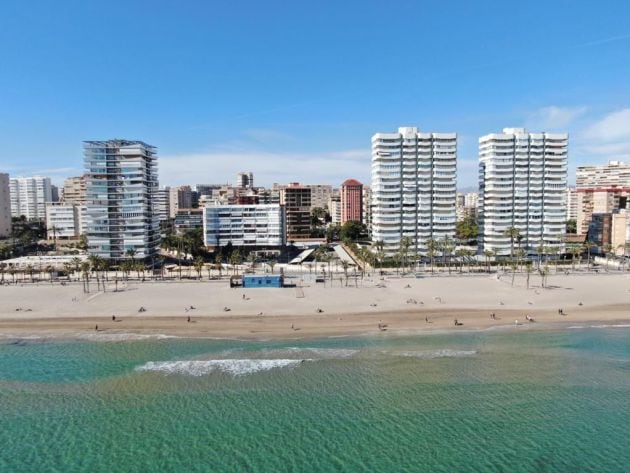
371 127 457 255
9 176 52 220
0 173 11 237
84 140 160 261
478 128 568 256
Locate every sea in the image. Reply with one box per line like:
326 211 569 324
1 326 629 472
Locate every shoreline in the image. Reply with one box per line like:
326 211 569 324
1 272 629 341
1 308 629 342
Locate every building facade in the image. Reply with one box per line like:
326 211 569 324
362 186 372 237
46 202 81 239
576 161 630 235
456 192 478 222
564 187 578 221
174 208 204 233
84 140 160 261
0 173 11 237
203 204 285 248
340 179 363 224
478 128 568 256
328 195 341 224
306 185 333 210
62 175 88 205
236 172 254 189
9 176 52 220
168 185 193 218
371 126 457 255
280 183 312 242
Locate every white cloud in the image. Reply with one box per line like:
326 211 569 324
583 108 630 142
158 148 371 187
241 128 295 143
527 105 588 130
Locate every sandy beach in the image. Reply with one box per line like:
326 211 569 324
1 271 629 340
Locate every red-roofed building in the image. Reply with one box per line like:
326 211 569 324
341 179 363 224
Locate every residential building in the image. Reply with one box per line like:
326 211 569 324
306 185 333 210
564 187 578 221
174 208 204 233
612 210 630 255
236 172 254 189
280 183 311 241
328 195 341 224
456 192 478 222
371 126 457 255
576 161 630 235
169 185 193 218
478 128 568 256
9 176 52 220
203 204 285 248
340 179 363 224
587 209 630 255
84 140 160 261
46 202 80 239
0 173 10 238
155 187 171 222
62 175 88 205
51 185 60 203
362 186 372 237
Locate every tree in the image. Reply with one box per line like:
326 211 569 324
339 221 366 242
77 233 88 251
230 250 242 275
455 215 479 242
483 249 493 273
426 238 438 274
566 219 577 234
193 256 204 280
399 236 413 274
340 260 349 286
503 227 521 260
583 240 597 270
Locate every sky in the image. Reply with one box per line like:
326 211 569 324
1 0 630 190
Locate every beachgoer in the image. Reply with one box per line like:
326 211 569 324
95 325 98 331
187 315 191 323
112 315 116 321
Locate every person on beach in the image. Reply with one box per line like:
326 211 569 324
112 315 116 321
95 325 98 331
187 315 191 323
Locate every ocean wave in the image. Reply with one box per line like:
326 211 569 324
261 347 358 359
73 333 180 342
589 324 630 329
136 359 306 376
388 349 478 359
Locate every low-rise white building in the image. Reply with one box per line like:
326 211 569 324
203 204 285 248
46 202 81 239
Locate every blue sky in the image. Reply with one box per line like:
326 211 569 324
1 0 630 189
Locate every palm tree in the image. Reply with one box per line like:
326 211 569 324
399 236 413 274
268 259 276 275
483 249 493 273
426 238 438 274
248 252 257 273
583 240 597 270
25 264 35 283
569 244 581 270
503 226 521 261
539 265 549 288
45 264 55 283
230 250 242 275
193 256 204 280
374 240 385 274
341 260 350 287
0 262 6 283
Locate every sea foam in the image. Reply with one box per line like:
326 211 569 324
390 349 477 359
136 359 305 376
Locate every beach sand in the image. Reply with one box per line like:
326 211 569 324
1 272 629 339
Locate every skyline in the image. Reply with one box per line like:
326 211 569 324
2 1 630 187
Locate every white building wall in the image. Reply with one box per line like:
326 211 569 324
203 204 285 247
46 203 79 239
371 127 457 256
478 128 568 256
9 176 52 220
0 173 10 237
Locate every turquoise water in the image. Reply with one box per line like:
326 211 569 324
1 328 629 472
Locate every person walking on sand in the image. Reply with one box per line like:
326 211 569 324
95 325 98 331
187 315 191 323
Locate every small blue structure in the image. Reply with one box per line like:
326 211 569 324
242 275 284 288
